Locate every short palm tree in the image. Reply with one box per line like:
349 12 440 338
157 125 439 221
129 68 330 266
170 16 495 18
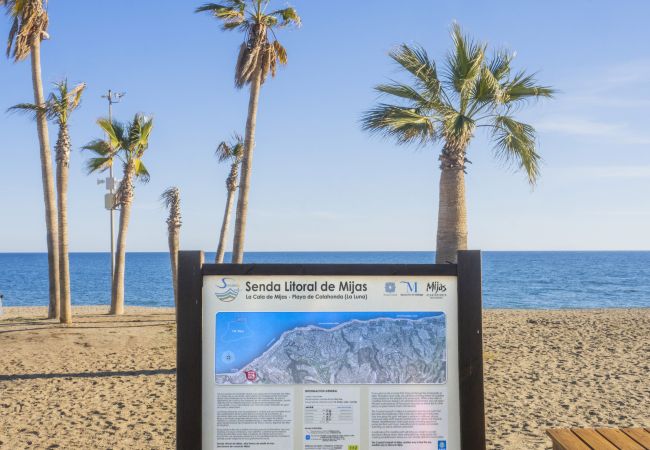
215 134 244 263
362 24 554 263
161 187 181 308
10 80 86 324
83 114 154 315
2 0 59 318
196 0 300 263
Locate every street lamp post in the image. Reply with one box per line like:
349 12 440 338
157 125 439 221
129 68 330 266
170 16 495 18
100 89 125 282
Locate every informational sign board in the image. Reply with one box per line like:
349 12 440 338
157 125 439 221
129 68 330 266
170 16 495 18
177 251 485 450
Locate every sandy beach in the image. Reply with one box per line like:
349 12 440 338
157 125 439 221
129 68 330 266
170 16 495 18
0 307 648 449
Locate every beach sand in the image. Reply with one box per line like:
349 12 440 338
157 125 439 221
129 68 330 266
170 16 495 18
1 307 648 449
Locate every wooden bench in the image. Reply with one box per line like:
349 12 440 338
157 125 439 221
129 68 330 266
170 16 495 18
547 428 650 449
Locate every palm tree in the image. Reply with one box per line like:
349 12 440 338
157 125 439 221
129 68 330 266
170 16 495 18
83 114 154 315
161 187 181 307
2 0 60 318
10 80 86 324
362 24 554 264
215 134 243 263
196 0 300 263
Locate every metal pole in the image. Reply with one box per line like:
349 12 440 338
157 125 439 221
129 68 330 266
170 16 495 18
101 89 125 286
108 90 115 283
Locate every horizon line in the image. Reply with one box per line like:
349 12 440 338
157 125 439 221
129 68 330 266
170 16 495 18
1 249 650 254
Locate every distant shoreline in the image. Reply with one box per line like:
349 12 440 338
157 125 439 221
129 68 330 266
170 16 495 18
2 250 650 253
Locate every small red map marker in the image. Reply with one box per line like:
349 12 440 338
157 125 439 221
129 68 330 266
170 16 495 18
245 370 257 381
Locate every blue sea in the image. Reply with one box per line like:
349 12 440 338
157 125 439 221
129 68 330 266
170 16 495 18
0 251 649 309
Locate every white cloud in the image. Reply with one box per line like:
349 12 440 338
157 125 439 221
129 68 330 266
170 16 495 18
560 60 650 108
537 117 650 145
551 165 650 179
600 59 650 86
565 95 650 109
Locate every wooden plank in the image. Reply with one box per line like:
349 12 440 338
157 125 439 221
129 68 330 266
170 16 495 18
572 428 618 449
176 251 204 450
622 428 650 448
546 429 591 450
596 428 645 450
457 250 486 450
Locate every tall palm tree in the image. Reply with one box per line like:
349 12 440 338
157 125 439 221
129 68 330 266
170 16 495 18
2 0 60 318
161 187 181 307
362 24 554 264
215 134 243 263
10 80 86 324
196 0 300 263
83 114 154 315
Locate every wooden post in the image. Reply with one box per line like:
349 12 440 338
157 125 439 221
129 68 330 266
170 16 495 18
177 257 485 449
457 250 486 450
176 250 204 450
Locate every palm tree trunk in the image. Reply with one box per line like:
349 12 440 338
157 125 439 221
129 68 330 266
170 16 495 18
231 66 262 264
435 145 468 264
57 128 72 324
216 188 236 263
111 199 131 315
110 169 134 315
169 229 179 308
30 38 60 319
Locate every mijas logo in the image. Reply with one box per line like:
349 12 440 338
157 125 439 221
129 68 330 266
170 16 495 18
214 277 239 302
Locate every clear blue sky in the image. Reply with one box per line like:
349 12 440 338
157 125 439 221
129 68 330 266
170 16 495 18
1 0 649 252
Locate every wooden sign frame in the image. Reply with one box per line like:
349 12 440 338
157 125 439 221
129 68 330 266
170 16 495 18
177 250 485 450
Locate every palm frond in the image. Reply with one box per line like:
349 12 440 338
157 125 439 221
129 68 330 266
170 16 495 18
125 114 153 157
3 0 49 61
84 156 112 174
97 118 124 149
442 112 476 142
215 141 233 161
231 141 244 160
132 114 154 152
133 158 150 183
470 65 502 106
195 2 246 30
47 80 86 124
7 102 43 119
68 82 86 110
488 50 513 82
444 23 485 105
81 139 113 157
361 104 437 146
160 186 180 209
374 81 432 107
501 70 555 104
273 40 287 64
491 115 540 184
268 7 301 27
216 133 244 162
389 44 440 96
6 16 17 57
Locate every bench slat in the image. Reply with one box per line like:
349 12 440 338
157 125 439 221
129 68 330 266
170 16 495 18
546 429 592 450
622 428 650 448
596 428 645 450
572 428 619 450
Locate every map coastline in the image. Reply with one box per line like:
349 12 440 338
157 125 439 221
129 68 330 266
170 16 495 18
215 312 447 385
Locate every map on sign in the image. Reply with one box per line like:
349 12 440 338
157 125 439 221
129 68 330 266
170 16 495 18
215 311 447 385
